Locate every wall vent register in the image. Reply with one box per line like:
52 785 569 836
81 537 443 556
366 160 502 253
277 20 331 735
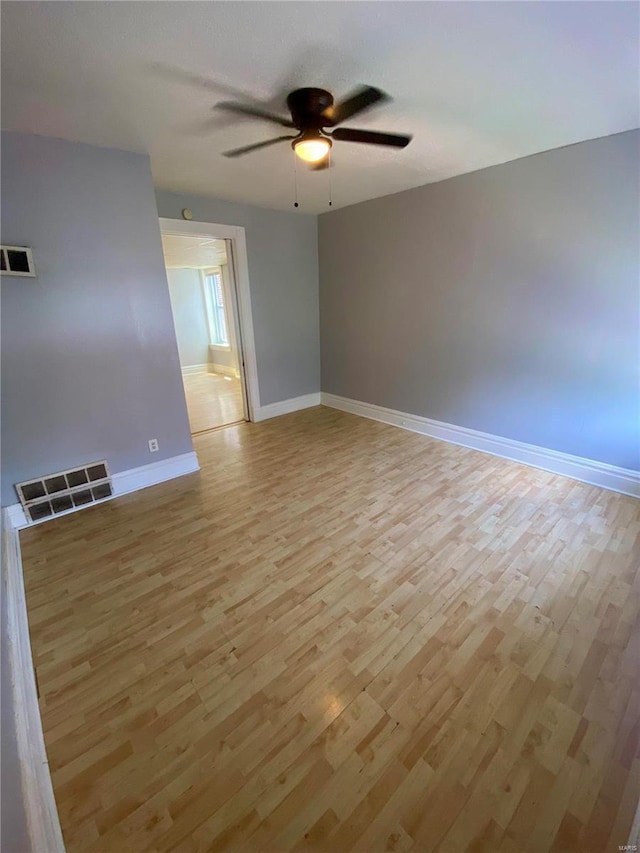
0 245 36 277
16 462 112 522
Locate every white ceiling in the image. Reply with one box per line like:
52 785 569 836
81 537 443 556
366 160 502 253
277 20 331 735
2 2 638 214
161 235 227 270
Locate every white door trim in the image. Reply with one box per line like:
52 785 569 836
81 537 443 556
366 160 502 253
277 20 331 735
159 218 260 422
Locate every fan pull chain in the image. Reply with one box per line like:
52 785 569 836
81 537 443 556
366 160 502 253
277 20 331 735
328 148 333 208
293 150 299 209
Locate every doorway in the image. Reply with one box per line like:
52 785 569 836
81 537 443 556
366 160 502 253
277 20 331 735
160 223 257 433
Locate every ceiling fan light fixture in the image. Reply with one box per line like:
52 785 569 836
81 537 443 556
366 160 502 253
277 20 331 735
293 132 332 163
218 85 411 165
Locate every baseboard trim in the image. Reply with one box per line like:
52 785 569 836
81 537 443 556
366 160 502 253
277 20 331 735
253 393 321 423
112 451 200 497
181 364 209 376
208 363 239 379
2 509 66 853
321 393 640 498
6 502 28 530
5 452 200 530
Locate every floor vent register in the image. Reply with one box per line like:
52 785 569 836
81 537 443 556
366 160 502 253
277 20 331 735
15 462 112 523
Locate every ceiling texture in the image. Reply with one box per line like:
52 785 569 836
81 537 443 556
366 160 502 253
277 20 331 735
2 2 638 213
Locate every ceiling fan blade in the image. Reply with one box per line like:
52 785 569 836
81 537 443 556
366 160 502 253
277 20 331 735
222 135 297 158
216 102 295 128
331 127 412 148
185 115 235 135
148 62 256 101
323 85 390 126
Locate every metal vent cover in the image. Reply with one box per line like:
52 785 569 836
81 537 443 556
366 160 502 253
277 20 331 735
16 461 112 523
1 245 36 277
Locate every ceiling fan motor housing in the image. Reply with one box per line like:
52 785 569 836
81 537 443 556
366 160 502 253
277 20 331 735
286 88 334 129
219 84 411 160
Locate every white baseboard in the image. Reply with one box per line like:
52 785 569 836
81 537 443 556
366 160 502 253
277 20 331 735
5 502 28 529
5 451 200 530
2 509 66 852
209 363 239 378
181 364 209 376
254 392 321 423
321 393 640 498
112 451 199 497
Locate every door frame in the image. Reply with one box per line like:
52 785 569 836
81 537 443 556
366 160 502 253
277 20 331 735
159 218 260 423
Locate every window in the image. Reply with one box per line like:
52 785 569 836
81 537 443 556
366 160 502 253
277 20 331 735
204 270 229 346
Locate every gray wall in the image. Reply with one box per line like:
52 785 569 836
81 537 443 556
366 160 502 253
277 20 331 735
166 268 209 368
1 133 193 506
156 191 320 406
319 130 640 471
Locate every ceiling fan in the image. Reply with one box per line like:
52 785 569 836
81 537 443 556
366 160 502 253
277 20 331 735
217 85 412 167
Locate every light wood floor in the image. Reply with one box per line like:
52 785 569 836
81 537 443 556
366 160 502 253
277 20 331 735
20 407 640 852
182 372 244 433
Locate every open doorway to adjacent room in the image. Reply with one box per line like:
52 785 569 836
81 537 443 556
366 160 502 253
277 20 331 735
161 231 248 434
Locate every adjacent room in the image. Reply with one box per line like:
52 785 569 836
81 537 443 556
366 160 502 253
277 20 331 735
162 233 246 433
1 2 639 853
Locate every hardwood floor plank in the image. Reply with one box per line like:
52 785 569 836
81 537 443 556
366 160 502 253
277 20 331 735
19 406 640 852
182 371 244 434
